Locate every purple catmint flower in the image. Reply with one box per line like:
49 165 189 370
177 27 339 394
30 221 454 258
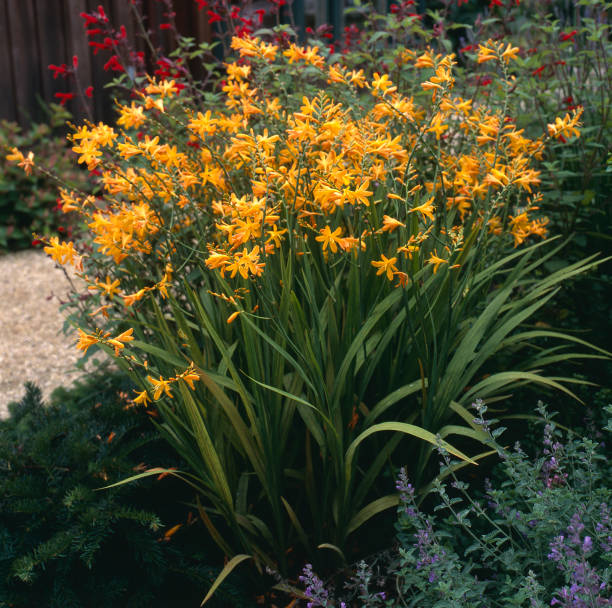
299 564 330 608
396 467 417 517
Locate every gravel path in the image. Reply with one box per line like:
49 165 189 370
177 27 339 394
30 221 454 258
0 250 91 417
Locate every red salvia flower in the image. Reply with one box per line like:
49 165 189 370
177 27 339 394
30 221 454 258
97 5 108 23
80 12 98 26
72 55 79 69
206 10 222 24
55 92 74 105
159 23 172 30
194 0 207 9
48 64 68 79
103 55 124 72
85 86 94 98
532 65 546 78
255 8 265 24
560 30 577 42
86 28 103 36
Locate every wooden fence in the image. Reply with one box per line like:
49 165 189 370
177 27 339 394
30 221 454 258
0 0 213 127
1 0 363 128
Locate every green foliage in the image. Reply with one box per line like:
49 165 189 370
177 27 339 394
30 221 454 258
0 104 89 252
0 374 253 607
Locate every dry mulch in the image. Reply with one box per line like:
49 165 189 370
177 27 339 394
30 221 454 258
0 249 97 417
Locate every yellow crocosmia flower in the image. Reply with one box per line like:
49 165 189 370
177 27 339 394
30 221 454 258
477 41 498 64
133 390 151 407
408 197 436 222
147 375 173 400
76 329 98 354
44 237 78 266
372 255 399 281
117 102 146 129
414 51 436 68
180 366 200 390
144 96 164 113
88 276 121 299
328 64 347 84
225 246 265 279
106 328 135 355
547 107 583 140
343 180 373 207
226 310 242 324
371 72 397 96
315 226 344 254
266 225 288 248
501 43 520 63
381 215 405 232
123 289 148 307
426 114 449 140
427 253 448 274
6 147 35 175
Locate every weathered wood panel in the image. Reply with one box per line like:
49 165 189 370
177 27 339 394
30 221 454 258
0 0 216 128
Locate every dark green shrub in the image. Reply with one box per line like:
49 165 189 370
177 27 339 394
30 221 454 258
0 374 252 607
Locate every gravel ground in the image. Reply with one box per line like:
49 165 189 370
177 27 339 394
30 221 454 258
0 249 93 417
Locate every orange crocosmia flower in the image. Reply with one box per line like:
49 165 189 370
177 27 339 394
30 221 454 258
477 42 497 64
106 328 134 355
408 197 436 222
7 148 35 175
315 226 344 253
371 255 399 281
133 390 152 407
147 375 173 400
381 215 405 232
163 524 182 541
76 329 98 354
181 368 200 390
427 253 448 273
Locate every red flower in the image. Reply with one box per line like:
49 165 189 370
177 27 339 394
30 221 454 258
89 41 111 54
460 44 475 53
31 239 42 247
72 55 79 69
255 8 265 24
117 25 127 40
103 55 124 72
96 5 108 23
159 23 172 30
489 0 503 6
79 12 98 26
48 63 68 79
560 29 577 42
479 76 492 86
532 65 546 78
85 86 94 98
230 5 240 19
54 92 74 105
194 0 207 9
86 28 102 36
206 10 222 24
457 0 469 5
390 4 399 12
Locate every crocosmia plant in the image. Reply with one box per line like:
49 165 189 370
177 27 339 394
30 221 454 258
7 21 604 582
